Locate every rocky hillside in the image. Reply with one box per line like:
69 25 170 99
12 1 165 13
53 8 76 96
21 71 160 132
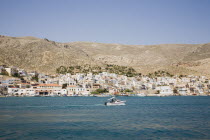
0 35 210 76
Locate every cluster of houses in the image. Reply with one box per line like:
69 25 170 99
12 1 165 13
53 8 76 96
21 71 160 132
0 65 210 97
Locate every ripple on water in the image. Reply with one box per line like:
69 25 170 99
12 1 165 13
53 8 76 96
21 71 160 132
0 96 209 140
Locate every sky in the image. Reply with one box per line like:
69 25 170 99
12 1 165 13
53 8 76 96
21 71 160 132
0 0 210 45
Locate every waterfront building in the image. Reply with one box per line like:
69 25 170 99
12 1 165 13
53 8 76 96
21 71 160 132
177 86 188 95
35 84 65 96
66 85 89 96
156 86 173 96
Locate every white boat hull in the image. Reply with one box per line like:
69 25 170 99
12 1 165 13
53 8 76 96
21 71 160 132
105 101 126 106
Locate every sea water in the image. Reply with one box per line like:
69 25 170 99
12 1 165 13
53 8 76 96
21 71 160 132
0 96 209 140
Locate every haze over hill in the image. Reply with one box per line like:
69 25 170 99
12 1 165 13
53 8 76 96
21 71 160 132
0 35 210 77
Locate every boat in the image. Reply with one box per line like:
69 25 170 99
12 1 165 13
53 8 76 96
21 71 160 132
104 97 126 106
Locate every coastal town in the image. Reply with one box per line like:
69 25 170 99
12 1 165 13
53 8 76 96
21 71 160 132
0 65 210 97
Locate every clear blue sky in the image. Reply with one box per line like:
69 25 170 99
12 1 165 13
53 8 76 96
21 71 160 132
0 0 210 45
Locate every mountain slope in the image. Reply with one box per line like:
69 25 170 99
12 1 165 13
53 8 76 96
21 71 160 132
0 36 92 73
0 35 210 76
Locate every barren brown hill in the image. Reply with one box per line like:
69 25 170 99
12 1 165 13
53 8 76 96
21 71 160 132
0 35 210 76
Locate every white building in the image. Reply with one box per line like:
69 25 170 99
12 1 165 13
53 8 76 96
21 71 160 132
177 86 188 95
156 86 173 96
66 85 89 96
35 84 66 96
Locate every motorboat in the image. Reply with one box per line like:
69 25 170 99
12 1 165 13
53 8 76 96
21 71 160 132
105 97 126 106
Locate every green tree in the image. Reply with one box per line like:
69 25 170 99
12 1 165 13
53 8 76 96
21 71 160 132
91 91 100 94
62 83 68 89
12 72 20 77
125 89 132 92
0 71 9 76
56 66 67 74
96 88 108 93
32 75 39 82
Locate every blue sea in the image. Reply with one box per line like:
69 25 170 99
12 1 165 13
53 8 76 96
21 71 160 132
0 96 210 140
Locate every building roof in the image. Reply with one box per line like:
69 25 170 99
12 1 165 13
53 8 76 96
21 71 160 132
67 85 77 87
38 84 61 87
93 84 100 86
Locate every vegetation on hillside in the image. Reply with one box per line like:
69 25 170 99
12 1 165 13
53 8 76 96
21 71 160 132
56 65 175 78
1 36 210 77
56 64 141 77
147 70 174 78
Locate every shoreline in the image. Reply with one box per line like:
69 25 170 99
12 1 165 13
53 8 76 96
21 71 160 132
0 95 209 98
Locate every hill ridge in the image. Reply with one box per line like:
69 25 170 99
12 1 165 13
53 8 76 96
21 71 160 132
0 35 210 77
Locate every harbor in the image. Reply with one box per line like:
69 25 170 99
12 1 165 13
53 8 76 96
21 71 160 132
0 96 210 140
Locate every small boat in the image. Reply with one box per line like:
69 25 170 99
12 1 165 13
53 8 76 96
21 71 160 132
105 97 126 106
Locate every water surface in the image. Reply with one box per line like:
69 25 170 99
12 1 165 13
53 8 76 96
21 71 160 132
0 96 209 140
